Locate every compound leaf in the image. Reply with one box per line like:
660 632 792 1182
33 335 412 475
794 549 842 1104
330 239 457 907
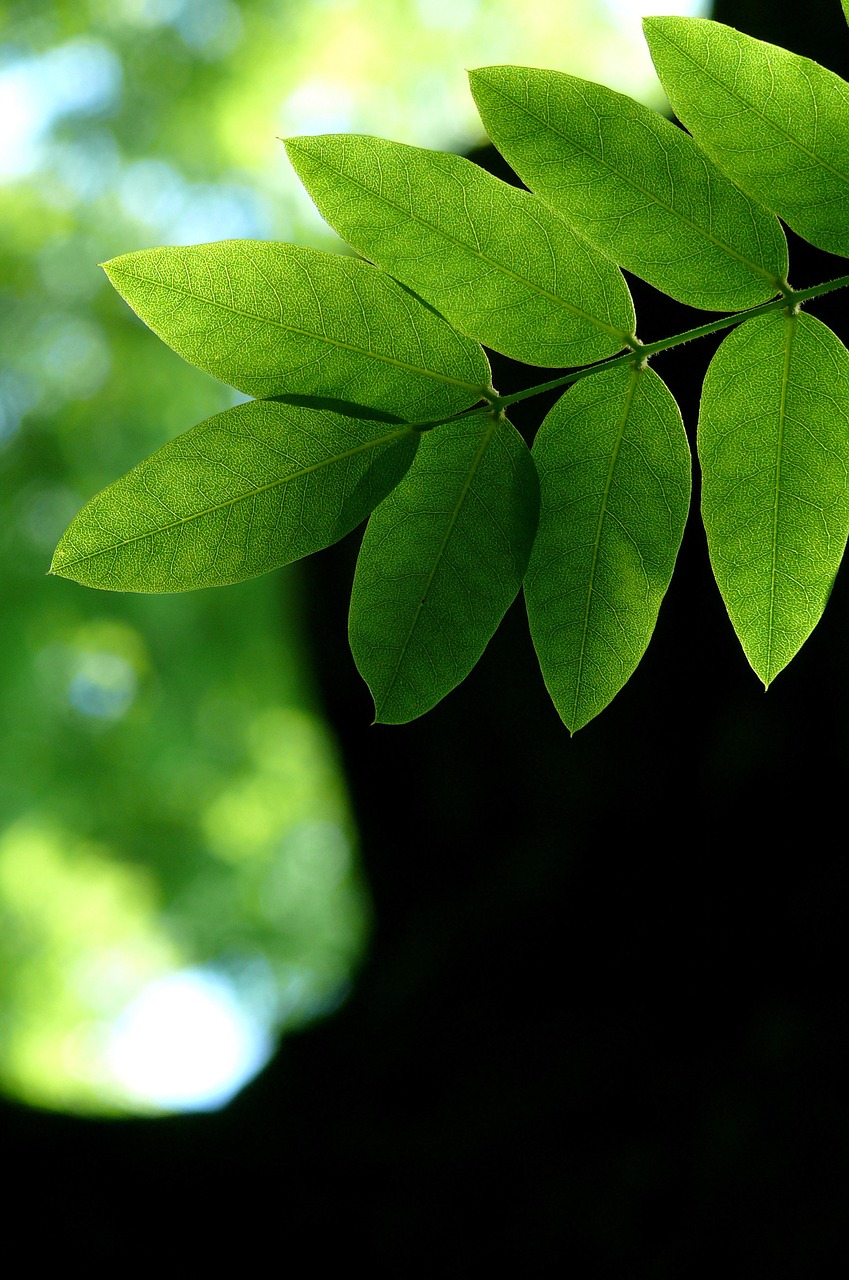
285 133 635 368
51 400 419 592
525 362 690 732
644 17 849 259
349 413 539 723
699 310 849 685
103 240 491 420
469 64 787 312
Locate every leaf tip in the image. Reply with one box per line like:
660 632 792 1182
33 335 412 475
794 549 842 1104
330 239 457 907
100 257 124 285
467 66 495 88
642 13 690 53
641 14 678 34
282 135 324 178
641 14 673 55
283 134 336 158
754 662 776 691
564 704 605 735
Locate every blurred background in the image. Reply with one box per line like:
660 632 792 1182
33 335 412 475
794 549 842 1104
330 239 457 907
3 0 849 1269
0 0 706 1119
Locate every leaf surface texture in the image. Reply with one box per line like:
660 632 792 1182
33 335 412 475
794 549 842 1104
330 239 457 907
645 17 849 258
51 400 419 592
469 64 787 311
525 363 690 731
103 241 490 418
699 311 849 684
285 133 635 367
349 414 539 723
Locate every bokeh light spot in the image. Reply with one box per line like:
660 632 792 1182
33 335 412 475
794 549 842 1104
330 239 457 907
0 40 122 181
68 651 137 721
105 968 272 1111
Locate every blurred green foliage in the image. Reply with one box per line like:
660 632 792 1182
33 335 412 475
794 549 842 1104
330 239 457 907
0 0 705 1114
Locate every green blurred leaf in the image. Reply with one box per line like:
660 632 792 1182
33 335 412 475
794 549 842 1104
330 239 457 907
468 64 787 311
644 17 849 259
349 413 539 723
699 311 849 685
284 133 635 368
50 400 419 592
525 363 690 732
102 241 491 418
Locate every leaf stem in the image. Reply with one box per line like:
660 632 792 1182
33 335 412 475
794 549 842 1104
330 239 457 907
488 273 849 411
410 403 492 433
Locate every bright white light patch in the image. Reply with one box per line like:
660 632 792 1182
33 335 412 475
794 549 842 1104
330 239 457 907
0 40 122 181
106 968 273 1112
414 0 479 32
282 80 355 137
600 0 711 30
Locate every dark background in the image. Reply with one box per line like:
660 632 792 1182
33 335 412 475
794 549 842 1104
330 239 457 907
5 0 849 1268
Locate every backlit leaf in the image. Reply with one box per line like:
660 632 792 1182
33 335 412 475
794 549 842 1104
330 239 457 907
51 400 419 592
525 362 690 731
469 64 787 311
102 240 491 419
349 413 539 723
284 133 636 367
699 311 849 684
644 17 849 259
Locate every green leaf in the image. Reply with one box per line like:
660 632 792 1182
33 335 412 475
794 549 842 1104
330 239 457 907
349 413 539 723
284 133 636 368
525 362 690 732
468 65 788 312
644 17 849 259
50 399 419 592
699 310 849 685
102 240 491 419
844 1 849 30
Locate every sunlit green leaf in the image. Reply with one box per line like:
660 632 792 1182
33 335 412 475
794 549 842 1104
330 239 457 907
284 133 636 368
644 17 849 259
468 64 787 311
525 363 690 732
50 400 419 592
102 241 491 419
349 412 538 723
699 311 849 685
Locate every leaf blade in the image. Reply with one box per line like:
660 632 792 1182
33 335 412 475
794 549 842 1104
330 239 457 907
284 133 635 367
102 240 491 419
469 64 788 311
525 362 691 731
699 311 849 684
644 16 849 259
349 414 539 723
51 400 419 592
